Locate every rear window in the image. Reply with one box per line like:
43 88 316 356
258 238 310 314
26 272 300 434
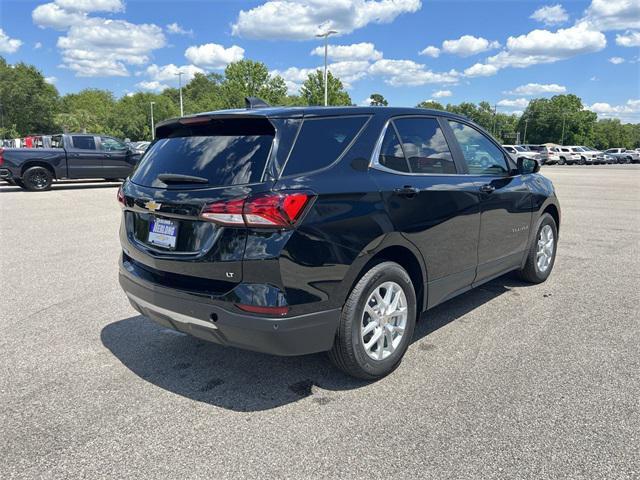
282 116 368 177
72 136 96 150
130 118 274 188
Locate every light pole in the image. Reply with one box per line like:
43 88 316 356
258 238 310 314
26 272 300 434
315 29 337 106
176 71 184 116
523 118 529 144
150 101 156 140
560 112 567 145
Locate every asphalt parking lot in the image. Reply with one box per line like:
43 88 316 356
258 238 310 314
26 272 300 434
1 166 639 479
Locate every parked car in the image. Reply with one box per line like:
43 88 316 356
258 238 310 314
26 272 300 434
603 153 617 164
566 146 598 165
578 146 605 164
502 145 542 163
521 144 559 164
0 134 140 190
117 103 561 379
604 148 640 164
556 146 582 165
129 141 151 155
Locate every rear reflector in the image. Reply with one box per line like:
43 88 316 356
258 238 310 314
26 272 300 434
236 304 289 316
201 191 313 228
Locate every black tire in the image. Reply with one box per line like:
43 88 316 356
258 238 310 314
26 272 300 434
329 261 417 380
580 157 586 165
558 157 566 165
517 213 558 284
14 179 26 189
22 166 53 191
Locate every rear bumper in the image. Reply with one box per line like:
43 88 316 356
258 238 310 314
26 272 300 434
119 269 341 356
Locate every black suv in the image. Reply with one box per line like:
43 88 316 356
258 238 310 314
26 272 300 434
118 103 560 379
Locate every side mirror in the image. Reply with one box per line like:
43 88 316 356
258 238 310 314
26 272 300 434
517 157 540 174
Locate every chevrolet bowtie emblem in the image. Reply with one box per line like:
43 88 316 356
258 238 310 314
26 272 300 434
145 200 161 212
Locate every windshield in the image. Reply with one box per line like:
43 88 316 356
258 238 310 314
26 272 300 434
515 146 526 152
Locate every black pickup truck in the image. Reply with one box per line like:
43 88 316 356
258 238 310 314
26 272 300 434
0 133 141 191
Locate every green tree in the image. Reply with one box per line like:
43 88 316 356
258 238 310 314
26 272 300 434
0 56 59 136
59 89 116 133
369 93 388 106
111 92 179 141
300 70 352 106
221 60 287 108
416 100 444 110
518 94 597 145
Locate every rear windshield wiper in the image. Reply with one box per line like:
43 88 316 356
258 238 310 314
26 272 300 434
157 173 209 184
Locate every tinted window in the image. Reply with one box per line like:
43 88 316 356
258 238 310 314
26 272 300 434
51 135 64 149
504 146 516 153
72 136 96 150
449 121 509 175
283 116 367 176
100 136 127 151
378 127 409 172
130 119 274 188
392 118 455 174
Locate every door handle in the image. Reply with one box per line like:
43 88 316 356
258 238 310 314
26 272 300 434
479 184 495 193
105 154 111 158
394 186 420 196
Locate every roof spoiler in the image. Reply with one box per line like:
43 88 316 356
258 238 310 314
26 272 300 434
245 97 270 109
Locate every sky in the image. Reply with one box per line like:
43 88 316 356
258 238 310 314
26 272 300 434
1 0 639 121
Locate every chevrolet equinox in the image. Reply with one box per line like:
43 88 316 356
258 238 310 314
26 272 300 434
118 101 560 379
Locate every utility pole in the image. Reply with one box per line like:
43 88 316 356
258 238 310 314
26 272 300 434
315 29 338 106
491 104 497 136
523 118 529 144
560 112 566 145
176 71 184 116
150 101 156 140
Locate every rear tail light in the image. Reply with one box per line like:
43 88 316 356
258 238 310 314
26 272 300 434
201 191 314 228
117 185 125 207
0 148 4 166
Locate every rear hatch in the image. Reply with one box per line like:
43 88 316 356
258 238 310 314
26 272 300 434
121 115 277 291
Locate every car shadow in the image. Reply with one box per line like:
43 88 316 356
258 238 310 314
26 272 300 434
101 276 529 412
0 179 121 193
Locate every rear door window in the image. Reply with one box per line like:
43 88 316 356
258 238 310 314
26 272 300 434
130 118 275 188
72 136 96 150
282 116 368 177
392 118 456 174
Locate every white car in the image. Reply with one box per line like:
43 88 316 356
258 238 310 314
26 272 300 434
556 147 582 165
578 146 606 164
605 148 640 164
502 145 542 162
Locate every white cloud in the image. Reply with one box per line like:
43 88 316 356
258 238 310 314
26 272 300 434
135 80 170 92
588 99 640 121
0 29 22 54
232 0 421 40
616 30 640 47
57 19 166 77
184 43 245 70
311 42 382 61
44 76 57 84
145 63 205 83
497 98 530 108
273 60 370 93
432 89 452 98
442 35 500 57
32 1 123 29
530 4 569 26
54 0 123 12
609 56 626 64
369 59 459 86
419 46 440 58
465 23 606 76
34 42 43 49
582 0 640 31
505 83 567 95
464 63 499 77
166 22 193 36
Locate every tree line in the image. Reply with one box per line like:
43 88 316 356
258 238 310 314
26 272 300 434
1 55 638 149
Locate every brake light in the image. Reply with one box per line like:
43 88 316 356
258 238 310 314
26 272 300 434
117 185 125 207
201 191 313 228
236 304 289 316
0 148 4 166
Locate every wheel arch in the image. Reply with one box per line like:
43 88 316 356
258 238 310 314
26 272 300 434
21 161 56 179
339 236 428 314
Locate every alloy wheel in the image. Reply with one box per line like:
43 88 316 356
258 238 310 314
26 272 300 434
360 281 408 361
536 225 554 273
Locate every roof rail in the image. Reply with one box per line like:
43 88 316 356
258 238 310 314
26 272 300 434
245 97 270 109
